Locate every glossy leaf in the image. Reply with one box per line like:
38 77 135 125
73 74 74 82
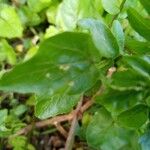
0 32 99 95
35 94 80 119
0 109 7 125
127 8 150 41
0 4 23 38
112 20 124 54
117 105 148 129
79 18 119 58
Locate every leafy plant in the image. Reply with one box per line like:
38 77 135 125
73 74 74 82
0 0 150 149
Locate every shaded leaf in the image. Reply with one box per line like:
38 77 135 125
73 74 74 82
117 104 148 129
139 0 150 15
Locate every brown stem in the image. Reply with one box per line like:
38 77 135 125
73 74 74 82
65 96 83 150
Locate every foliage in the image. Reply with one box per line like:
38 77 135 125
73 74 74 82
0 0 150 149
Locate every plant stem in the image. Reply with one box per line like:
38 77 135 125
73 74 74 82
65 96 83 150
109 0 127 27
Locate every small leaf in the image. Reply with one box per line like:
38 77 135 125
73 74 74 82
139 0 150 15
0 109 7 125
112 20 124 54
79 18 119 58
101 0 120 15
0 4 23 38
127 8 150 41
0 39 16 65
35 94 80 119
27 0 52 13
117 105 149 129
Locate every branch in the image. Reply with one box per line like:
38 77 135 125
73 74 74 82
65 96 83 150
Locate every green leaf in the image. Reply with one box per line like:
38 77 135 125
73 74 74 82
0 4 23 38
78 18 119 58
0 39 16 65
117 104 149 129
55 0 100 30
86 107 138 150
96 89 143 116
27 0 52 13
112 20 124 54
139 0 150 15
139 130 150 150
111 69 147 90
125 37 150 54
0 109 7 125
124 55 150 81
35 94 80 119
127 8 150 41
101 0 120 15
17 6 42 26
0 32 99 95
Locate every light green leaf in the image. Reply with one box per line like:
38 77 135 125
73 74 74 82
0 109 7 125
79 18 119 58
0 32 100 95
112 20 124 54
17 6 42 26
27 0 52 13
0 4 23 38
102 0 120 15
56 0 100 30
0 39 16 65
35 94 80 119
139 0 150 15
127 8 150 41
117 104 148 129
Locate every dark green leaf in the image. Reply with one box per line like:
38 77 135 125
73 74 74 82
139 0 150 15
78 18 119 58
117 104 148 129
96 89 143 116
125 37 150 54
0 32 99 95
127 8 150 41
124 55 150 81
35 94 80 119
